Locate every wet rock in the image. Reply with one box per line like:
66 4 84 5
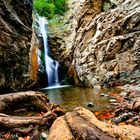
133 115 139 121
12 134 20 140
120 92 129 97
100 93 109 97
40 133 48 139
113 112 133 124
87 102 94 107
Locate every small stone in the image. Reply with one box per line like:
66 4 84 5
104 94 109 97
128 112 133 116
133 115 139 121
110 103 119 106
109 99 117 103
120 92 128 97
12 134 19 140
41 133 48 139
18 137 24 140
100 93 109 97
87 102 94 107
100 93 105 96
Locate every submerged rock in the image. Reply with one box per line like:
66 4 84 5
100 93 109 97
109 99 117 103
87 102 94 107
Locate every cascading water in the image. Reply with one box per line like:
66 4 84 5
38 16 59 87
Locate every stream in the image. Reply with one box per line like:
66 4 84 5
42 86 122 113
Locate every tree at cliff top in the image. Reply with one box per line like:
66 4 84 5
34 0 68 18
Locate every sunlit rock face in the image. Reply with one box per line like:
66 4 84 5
67 0 140 87
0 0 35 93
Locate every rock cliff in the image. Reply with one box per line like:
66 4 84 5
65 0 140 87
0 0 35 93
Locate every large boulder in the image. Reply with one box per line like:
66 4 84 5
0 0 35 93
66 0 140 87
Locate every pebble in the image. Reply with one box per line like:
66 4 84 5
109 99 117 103
100 93 109 97
110 103 119 106
120 91 128 97
41 133 48 139
87 102 94 107
18 137 24 140
133 115 139 121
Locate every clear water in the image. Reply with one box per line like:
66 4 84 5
38 17 59 86
42 86 122 112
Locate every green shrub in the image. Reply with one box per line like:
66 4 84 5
34 0 68 18
34 0 55 18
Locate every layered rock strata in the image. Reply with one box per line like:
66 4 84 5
0 0 35 93
66 0 140 87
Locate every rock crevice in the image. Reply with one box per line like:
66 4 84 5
0 0 35 93
65 0 140 87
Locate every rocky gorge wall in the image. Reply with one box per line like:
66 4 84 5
0 0 35 93
64 0 140 87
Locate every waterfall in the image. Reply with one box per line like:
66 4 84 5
38 16 59 87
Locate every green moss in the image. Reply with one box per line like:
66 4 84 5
103 1 116 11
48 15 67 36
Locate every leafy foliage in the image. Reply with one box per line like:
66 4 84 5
34 0 68 18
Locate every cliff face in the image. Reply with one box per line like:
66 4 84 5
66 0 140 87
0 0 35 93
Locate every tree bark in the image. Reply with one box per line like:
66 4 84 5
48 107 140 140
0 91 49 114
0 91 64 130
0 111 56 129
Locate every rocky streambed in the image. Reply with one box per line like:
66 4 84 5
0 84 139 140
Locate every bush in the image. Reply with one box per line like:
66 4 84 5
34 0 55 18
34 0 68 18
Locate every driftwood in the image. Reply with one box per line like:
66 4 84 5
48 107 140 140
0 111 56 129
0 91 64 130
0 91 50 114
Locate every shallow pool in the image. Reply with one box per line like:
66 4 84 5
42 86 122 112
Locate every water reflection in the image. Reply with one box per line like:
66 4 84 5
43 86 121 112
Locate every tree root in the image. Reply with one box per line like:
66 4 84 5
0 91 64 130
47 107 140 140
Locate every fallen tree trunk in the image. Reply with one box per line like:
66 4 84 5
47 107 140 140
65 111 115 140
0 111 56 129
0 91 64 130
0 91 50 114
